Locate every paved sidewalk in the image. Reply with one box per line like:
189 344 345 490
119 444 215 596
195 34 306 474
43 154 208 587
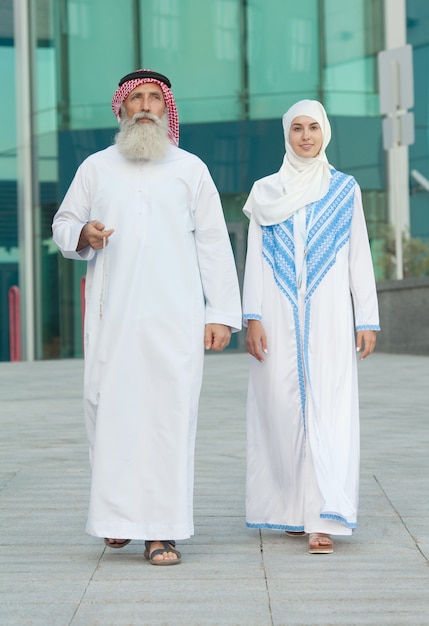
0 351 428 625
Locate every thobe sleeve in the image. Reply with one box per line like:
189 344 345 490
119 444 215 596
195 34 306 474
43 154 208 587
193 168 242 332
348 185 380 331
242 212 264 327
52 163 96 262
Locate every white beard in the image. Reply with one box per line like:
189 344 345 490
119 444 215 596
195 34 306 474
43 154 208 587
115 112 170 161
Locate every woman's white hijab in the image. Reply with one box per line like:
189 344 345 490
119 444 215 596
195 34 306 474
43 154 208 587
244 100 332 225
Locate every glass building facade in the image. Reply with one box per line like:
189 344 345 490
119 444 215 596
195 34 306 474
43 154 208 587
1 0 428 360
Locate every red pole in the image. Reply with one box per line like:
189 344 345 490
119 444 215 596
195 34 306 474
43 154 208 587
8 286 21 362
80 276 86 356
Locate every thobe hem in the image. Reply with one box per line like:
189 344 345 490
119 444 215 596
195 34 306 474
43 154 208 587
245 521 353 536
86 521 194 541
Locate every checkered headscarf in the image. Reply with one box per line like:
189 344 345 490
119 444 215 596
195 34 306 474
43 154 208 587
112 69 179 146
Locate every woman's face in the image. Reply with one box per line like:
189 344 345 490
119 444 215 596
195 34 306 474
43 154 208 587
289 115 323 158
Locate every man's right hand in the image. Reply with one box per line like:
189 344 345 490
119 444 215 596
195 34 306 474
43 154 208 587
76 220 114 251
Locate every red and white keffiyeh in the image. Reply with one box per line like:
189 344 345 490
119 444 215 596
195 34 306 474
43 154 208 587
112 69 179 146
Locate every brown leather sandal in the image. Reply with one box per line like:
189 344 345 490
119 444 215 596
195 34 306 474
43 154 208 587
144 540 181 565
104 538 131 549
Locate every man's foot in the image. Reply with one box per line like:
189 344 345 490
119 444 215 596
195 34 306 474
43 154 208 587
144 540 181 565
104 538 131 549
308 533 334 554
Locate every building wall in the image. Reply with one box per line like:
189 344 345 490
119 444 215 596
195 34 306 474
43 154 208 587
0 0 427 360
408 1 429 239
376 277 429 354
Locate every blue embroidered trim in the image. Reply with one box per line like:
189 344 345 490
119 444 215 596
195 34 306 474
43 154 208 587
305 172 355 301
320 513 357 529
261 170 356 306
262 228 306 430
247 516 356 530
262 222 307 426
262 219 297 308
246 522 305 531
356 324 380 331
294 306 306 432
303 298 311 436
244 313 262 320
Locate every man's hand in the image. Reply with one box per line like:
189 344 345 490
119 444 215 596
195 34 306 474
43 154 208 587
204 324 231 352
76 220 114 251
246 319 267 362
356 330 376 360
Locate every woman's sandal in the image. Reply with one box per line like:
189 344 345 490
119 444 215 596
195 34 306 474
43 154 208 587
144 540 181 566
104 538 131 549
285 531 306 537
308 533 334 554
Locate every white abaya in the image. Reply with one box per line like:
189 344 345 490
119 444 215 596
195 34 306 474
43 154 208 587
53 144 241 540
242 170 379 535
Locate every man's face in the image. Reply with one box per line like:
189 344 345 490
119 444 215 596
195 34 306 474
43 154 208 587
122 83 166 122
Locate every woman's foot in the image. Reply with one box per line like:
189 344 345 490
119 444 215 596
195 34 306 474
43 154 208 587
285 530 306 537
144 540 181 566
308 533 334 554
104 538 131 549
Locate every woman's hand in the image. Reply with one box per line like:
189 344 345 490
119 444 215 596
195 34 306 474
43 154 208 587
356 330 376 360
246 319 267 362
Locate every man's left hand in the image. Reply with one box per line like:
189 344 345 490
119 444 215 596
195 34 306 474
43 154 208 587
204 324 231 352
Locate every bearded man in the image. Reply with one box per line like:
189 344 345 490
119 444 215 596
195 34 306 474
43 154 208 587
52 69 241 565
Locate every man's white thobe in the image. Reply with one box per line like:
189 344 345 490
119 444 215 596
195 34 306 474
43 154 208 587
53 144 241 540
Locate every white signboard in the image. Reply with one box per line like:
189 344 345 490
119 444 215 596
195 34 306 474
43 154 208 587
382 111 415 150
378 44 414 115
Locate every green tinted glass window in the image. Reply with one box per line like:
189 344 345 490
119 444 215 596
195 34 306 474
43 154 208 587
247 0 320 119
140 0 243 123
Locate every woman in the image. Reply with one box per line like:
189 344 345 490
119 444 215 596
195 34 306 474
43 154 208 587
242 100 379 554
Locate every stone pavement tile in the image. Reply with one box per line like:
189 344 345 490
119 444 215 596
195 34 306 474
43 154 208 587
71 600 271 626
268 575 429 595
262 547 427 571
358 494 399 517
0 580 89 604
263 544 429 573
191 525 254 546
0 544 101 578
364 471 429 521
401 516 429 560
0 604 78 626
93 546 263 582
82 577 268 603
0 517 88 543
270 598 429 626
193 498 244 512
0 503 87 539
